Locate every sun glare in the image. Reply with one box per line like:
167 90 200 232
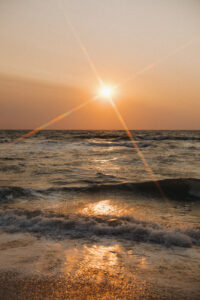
98 85 115 100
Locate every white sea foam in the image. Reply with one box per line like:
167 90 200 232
0 209 199 248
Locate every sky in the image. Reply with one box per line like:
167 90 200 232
0 0 200 130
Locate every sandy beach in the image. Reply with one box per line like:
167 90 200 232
1 270 199 300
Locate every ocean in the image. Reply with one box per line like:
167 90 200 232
0 130 200 299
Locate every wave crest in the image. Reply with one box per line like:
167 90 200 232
0 209 199 248
0 178 199 202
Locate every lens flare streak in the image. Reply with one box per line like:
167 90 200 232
11 98 94 144
115 38 197 89
58 0 103 86
108 97 171 206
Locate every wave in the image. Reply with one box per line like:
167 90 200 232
75 133 200 142
88 141 151 148
0 187 39 202
48 178 200 201
0 178 199 202
0 138 11 144
0 157 25 161
1 130 199 142
0 208 199 247
139 135 200 141
58 131 200 142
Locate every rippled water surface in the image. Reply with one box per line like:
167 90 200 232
0 130 200 299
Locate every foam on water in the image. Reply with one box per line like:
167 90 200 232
0 208 199 247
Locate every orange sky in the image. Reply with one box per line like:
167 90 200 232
0 0 200 129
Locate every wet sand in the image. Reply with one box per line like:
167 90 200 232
0 271 192 300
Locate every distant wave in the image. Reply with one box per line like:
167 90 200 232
0 208 199 247
62 132 200 142
1 130 199 144
0 138 11 144
0 178 199 202
139 135 200 141
70 134 200 142
0 187 40 202
88 141 151 148
48 178 200 201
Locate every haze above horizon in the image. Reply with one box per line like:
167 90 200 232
0 0 200 129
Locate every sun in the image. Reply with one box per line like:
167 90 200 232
98 85 115 99
101 87 112 98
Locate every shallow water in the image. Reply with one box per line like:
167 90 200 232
0 130 200 298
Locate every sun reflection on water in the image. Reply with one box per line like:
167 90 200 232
82 200 116 215
82 244 120 269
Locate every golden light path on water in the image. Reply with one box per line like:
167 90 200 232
82 200 116 216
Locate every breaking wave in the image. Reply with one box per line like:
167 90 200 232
0 208 199 248
0 187 40 202
0 178 200 202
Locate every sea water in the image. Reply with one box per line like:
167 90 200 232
0 130 199 298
